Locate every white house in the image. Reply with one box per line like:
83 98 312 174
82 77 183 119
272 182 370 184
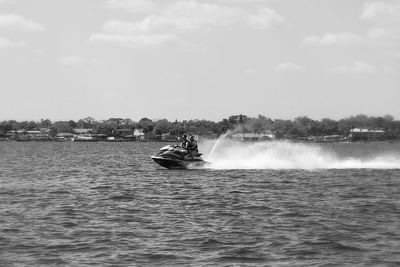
349 128 385 141
134 129 145 140
231 130 275 141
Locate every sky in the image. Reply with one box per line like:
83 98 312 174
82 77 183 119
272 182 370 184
0 0 399 122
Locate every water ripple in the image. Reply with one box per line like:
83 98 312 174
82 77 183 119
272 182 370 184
0 142 400 266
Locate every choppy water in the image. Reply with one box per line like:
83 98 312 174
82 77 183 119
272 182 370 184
1 141 400 266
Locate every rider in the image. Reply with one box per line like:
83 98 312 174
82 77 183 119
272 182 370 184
180 134 189 148
186 135 198 159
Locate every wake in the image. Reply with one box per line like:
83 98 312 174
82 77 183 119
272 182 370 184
199 138 400 170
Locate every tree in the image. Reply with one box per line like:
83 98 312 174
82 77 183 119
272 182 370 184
137 117 154 133
272 119 293 138
217 119 230 134
121 118 134 128
320 118 339 135
293 116 315 137
348 114 370 128
53 121 74 133
0 122 12 135
106 118 123 127
228 114 248 126
18 121 38 130
247 115 273 133
154 119 172 135
39 119 52 128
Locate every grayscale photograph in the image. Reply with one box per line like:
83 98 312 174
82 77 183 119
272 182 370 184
1 0 399 266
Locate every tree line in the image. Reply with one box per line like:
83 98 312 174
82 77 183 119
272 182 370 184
1 114 400 139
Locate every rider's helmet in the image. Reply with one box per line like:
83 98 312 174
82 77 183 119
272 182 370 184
189 135 195 141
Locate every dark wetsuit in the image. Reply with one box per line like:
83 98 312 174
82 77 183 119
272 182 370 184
181 139 189 149
186 140 198 158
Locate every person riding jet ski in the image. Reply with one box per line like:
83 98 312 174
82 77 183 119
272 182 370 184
180 134 189 148
151 135 204 169
186 135 198 159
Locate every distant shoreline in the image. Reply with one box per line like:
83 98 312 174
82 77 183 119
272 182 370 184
1 138 399 144
1 114 400 142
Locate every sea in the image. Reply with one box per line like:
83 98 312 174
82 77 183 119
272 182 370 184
1 140 400 266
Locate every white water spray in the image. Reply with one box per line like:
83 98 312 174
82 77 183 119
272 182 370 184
200 137 400 170
207 133 227 161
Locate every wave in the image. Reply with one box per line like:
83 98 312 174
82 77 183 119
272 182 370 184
199 138 400 170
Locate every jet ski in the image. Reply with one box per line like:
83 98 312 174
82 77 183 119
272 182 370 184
151 145 206 169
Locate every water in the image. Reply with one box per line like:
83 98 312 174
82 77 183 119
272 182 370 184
1 141 400 266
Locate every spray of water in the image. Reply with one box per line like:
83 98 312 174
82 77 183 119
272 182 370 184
199 136 400 170
207 133 228 161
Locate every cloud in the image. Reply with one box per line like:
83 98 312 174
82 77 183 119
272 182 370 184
105 0 155 14
361 1 400 21
59 56 104 68
328 61 377 75
303 32 365 46
367 26 400 43
275 62 305 72
303 2 400 48
103 1 285 34
103 18 154 34
0 36 24 48
88 33 184 47
95 0 285 48
368 26 387 39
200 0 274 3
161 1 254 30
0 14 44 31
360 2 400 47
248 7 285 29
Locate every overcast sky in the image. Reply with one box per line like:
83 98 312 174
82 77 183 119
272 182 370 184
0 0 399 121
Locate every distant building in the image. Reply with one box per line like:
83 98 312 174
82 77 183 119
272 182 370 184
307 135 345 143
72 128 96 141
230 130 275 141
73 135 97 142
349 128 385 141
73 128 93 135
134 129 145 140
56 133 75 141
39 128 51 134
92 134 108 141
323 135 345 143
7 128 52 141
115 129 133 135
113 129 135 141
